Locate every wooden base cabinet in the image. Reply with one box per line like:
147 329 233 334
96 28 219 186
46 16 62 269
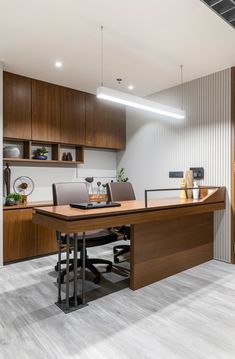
37 225 57 256
3 207 57 263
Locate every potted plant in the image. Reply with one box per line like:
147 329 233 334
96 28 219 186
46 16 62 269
117 168 129 182
5 193 23 206
34 147 48 160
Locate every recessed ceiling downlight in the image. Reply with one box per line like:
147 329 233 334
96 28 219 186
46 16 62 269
55 61 63 68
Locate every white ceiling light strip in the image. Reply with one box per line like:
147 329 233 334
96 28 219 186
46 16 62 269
97 87 185 119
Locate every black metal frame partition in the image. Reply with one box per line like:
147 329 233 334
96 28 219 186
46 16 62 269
144 186 219 208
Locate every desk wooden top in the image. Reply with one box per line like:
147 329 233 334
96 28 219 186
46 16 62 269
32 187 225 232
33 187 226 222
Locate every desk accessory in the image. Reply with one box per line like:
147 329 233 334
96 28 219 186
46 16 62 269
13 176 35 204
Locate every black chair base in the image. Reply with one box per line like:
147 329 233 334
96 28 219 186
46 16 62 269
56 256 112 284
113 244 130 263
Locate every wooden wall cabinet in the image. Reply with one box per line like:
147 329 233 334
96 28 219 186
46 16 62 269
32 80 60 142
60 87 86 145
3 72 32 140
85 94 126 150
3 206 57 263
3 71 126 151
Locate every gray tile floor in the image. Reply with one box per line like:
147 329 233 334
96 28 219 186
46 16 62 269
1 241 235 359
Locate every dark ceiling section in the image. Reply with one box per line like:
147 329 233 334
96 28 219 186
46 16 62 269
201 0 235 28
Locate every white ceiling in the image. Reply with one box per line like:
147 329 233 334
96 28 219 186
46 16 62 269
0 0 235 96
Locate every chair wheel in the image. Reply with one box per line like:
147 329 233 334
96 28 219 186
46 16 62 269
106 263 112 272
93 275 101 284
54 264 58 271
114 257 119 264
57 275 65 284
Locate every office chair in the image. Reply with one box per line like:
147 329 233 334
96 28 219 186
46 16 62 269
106 182 136 263
52 182 118 284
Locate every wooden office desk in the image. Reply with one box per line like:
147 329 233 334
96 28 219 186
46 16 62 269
33 187 225 312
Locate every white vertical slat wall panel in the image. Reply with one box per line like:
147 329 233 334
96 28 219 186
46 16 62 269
118 69 231 262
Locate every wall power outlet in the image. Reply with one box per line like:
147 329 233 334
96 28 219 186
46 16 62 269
190 167 204 180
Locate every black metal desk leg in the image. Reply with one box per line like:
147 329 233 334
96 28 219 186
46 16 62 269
82 232 86 304
57 232 62 304
73 233 78 306
66 233 70 310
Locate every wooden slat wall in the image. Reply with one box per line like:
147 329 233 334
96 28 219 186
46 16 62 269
119 69 231 262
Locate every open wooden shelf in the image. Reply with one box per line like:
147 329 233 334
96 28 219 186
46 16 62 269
3 158 83 166
3 138 84 166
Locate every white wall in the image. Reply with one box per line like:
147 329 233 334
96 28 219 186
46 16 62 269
0 63 3 267
117 69 231 263
4 148 117 202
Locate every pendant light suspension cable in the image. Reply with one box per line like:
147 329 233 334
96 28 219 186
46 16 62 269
100 25 104 87
180 64 184 110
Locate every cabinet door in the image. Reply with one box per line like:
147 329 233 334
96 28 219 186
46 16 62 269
60 87 86 145
104 100 126 149
85 94 126 150
37 225 57 256
3 209 37 263
3 72 32 139
32 80 60 142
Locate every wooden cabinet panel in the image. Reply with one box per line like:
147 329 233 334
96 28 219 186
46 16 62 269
104 100 126 149
60 87 86 145
3 209 37 262
85 94 126 150
3 71 126 150
3 72 32 139
37 225 57 256
32 80 60 142
3 207 57 263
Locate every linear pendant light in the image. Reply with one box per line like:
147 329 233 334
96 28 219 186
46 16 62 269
96 26 185 120
97 86 185 119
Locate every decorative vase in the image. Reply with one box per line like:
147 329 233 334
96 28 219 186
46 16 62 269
4 163 11 195
3 146 20 158
34 155 47 160
62 152 67 161
66 152 73 161
85 177 94 194
186 170 193 199
5 198 16 206
193 181 199 200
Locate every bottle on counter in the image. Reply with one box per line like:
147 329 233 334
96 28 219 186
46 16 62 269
193 181 199 200
180 178 187 199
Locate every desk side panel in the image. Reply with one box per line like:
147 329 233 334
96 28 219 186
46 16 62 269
130 212 213 290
